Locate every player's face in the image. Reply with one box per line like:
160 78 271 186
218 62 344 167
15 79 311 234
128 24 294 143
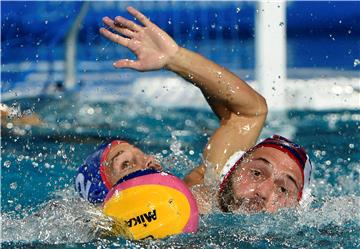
223 146 303 213
103 142 162 186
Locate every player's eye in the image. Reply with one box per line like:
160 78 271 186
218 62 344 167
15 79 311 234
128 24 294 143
250 169 263 180
279 186 288 194
251 169 261 176
122 161 132 169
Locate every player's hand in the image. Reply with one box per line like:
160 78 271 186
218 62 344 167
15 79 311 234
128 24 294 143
100 6 179 71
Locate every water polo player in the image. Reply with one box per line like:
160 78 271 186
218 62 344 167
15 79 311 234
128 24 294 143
92 7 312 214
75 140 161 203
1 103 43 128
75 140 199 239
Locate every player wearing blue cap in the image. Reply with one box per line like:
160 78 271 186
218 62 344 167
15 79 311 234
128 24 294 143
76 7 313 214
75 140 161 203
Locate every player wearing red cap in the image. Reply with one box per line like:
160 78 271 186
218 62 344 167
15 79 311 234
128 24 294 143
76 7 313 214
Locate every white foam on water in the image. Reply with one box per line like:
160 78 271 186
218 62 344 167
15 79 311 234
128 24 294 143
297 196 360 228
2 73 358 111
1 153 359 246
1 189 115 244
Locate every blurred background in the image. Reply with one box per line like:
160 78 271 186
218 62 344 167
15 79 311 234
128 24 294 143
2 1 359 107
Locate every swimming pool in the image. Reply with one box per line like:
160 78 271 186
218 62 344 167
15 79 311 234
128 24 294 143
1 95 359 248
1 1 360 248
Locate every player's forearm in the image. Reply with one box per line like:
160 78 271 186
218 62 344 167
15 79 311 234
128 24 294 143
165 48 267 119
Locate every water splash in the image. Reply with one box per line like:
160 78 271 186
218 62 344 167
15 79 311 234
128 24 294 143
1 189 120 245
1 96 359 247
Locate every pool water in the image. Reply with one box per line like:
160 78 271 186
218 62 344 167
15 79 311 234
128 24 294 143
2 1 360 247
1 95 359 248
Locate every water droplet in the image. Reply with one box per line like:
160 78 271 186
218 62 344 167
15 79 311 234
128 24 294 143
349 143 354 149
87 107 95 115
4 161 11 168
17 155 24 162
189 150 194 155
236 7 241 13
10 182 17 190
353 59 360 67
45 20 48 24
170 141 182 155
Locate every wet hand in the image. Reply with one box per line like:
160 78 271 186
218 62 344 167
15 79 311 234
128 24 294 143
100 6 179 71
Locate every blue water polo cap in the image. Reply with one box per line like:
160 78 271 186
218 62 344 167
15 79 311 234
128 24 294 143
75 140 127 203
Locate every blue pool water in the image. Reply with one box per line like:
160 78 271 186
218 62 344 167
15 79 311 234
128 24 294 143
1 96 359 248
1 1 360 248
